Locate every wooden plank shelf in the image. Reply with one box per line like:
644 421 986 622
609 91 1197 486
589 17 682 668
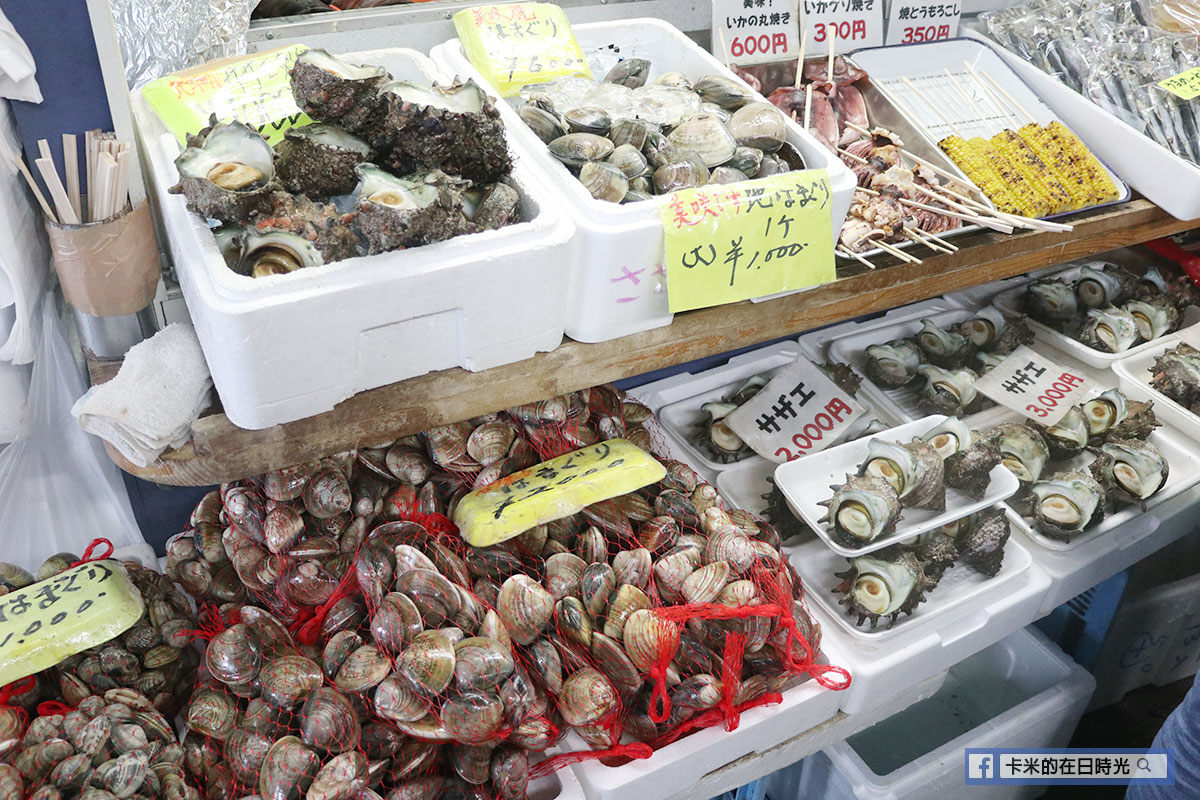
107 199 1197 486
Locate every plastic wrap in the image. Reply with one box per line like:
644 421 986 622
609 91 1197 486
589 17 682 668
110 0 253 88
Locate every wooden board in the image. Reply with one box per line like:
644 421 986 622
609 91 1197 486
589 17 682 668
108 199 1198 485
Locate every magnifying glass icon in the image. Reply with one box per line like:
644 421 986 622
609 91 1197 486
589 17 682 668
1137 758 1151 772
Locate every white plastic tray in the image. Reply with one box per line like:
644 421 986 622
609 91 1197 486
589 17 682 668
850 38 1130 218
992 263 1200 370
776 415 1020 557
789 508 1032 643
715 458 776 515
1114 336 1200 445
964 28 1200 221
826 307 986 425
796 298 954 362
133 48 574 429
432 19 857 344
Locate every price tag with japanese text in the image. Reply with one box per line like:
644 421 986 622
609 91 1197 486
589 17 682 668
0 561 145 686
454 3 591 98
725 356 866 462
801 0 885 54
660 170 836 313
1158 67 1200 101
453 439 666 546
142 45 313 146
884 0 960 45
712 0 801 66
974 346 1095 426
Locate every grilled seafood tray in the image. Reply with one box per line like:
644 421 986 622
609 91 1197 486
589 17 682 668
849 38 1130 220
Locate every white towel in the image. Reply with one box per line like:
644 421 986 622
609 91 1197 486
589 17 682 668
72 323 213 467
0 7 42 103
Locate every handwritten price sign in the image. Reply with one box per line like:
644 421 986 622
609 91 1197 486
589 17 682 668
142 45 313 146
725 356 866 462
1158 67 1200 101
712 0 801 66
0 561 145 686
802 0 885 53
661 170 835 313
884 1 960 45
454 3 591 98
453 439 666 546
974 346 1094 426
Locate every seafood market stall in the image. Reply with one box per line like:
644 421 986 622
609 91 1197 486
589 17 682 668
8 1 1200 799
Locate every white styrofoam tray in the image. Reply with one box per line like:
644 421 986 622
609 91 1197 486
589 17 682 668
566 638 847 800
808 627 1094 800
777 415 1020 556
133 48 574 430
796 298 954 362
939 273 1039 311
790 507 1032 642
1004 415 1200 553
715 457 776 515
850 39 1130 219
992 263 1200 370
964 28 1200 222
432 20 857 344
827 307 991 425
1113 336 1200 445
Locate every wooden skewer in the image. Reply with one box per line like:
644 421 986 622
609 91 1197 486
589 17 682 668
905 228 953 253
827 33 836 84
5 146 57 222
837 146 867 165
944 68 995 136
37 139 52 163
963 61 1019 129
916 226 958 251
979 69 1036 124
804 84 813 131
794 37 807 88
36 156 78 224
838 245 877 269
62 134 81 222
874 239 922 264
858 185 1015 233
899 76 963 138
716 28 732 71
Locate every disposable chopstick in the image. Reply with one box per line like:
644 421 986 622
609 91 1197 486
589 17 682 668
804 84 813 130
4 146 56 222
37 138 52 163
63 134 81 222
35 156 79 224
794 36 807 88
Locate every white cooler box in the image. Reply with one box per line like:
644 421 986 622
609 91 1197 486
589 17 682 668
432 20 856 343
132 48 574 429
780 626 1095 800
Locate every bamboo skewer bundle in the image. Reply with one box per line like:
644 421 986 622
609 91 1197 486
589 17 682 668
7 130 133 225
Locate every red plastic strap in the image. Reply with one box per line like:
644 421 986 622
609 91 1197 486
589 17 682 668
646 618 681 724
0 676 35 706
528 741 654 779
1144 238 1200 283
652 602 785 624
70 538 114 567
718 631 747 732
37 700 74 717
651 692 784 749
179 604 238 643
289 568 360 646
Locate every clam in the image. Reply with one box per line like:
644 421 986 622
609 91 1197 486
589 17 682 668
205 624 262 685
1125 298 1179 341
258 736 320 800
580 562 618 616
603 584 651 640
300 687 361 754
262 502 305 554
580 161 629 203
604 58 651 88
610 119 649 149
281 559 338 607
1081 307 1140 353
184 688 236 742
259 655 323 709
1076 262 1137 308
518 105 567 143
633 85 702 126
653 71 694 91
371 592 424 654
728 145 764 175
375 675 429 724
612 547 652 590
708 166 748 184
819 475 902 546
224 728 273 786
308 751 368 800
642 129 676 169
682 561 731 604
466 422 515 467
555 596 594 647
607 143 650 179
693 74 755 109
623 608 675 672
549 133 614 169
441 691 504 745
1091 439 1169 504
395 568 461 628
490 746 530 800
917 364 980 415
386 445 434 484
334 644 390 693
667 113 736 167
864 339 924 388
860 439 946 511
454 637 514 691
497 575 554 646
303 465 352 519
527 638 563 694
654 545 702 602
989 422 1050 484
451 743 493 785
564 106 612 137
397 630 456 696
559 667 619 726
544 552 586 601
834 548 930 628
1030 471 1106 540
727 102 786 152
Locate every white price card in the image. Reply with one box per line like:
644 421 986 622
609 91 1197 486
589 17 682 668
974 345 1095 426
725 356 867 463
712 0 802 66
884 0 960 45
801 0 885 55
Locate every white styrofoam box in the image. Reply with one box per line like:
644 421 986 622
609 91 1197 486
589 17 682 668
531 752 589 800
567 641 847 800
790 508 1032 641
1114 337 1200 445
796 298 954 362
801 627 1094 800
1156 600 1200 687
132 48 573 429
964 29 1200 221
806 537 1051 715
992 264 1200 370
432 20 857 343
777 415 1019 557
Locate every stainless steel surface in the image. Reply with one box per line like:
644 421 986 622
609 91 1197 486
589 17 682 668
73 305 157 359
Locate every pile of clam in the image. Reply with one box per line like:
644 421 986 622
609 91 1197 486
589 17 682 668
515 59 804 204
0 688 201 800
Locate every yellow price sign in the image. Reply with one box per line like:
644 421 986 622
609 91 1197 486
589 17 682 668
0 561 145 686
453 439 666 546
142 45 314 146
661 170 836 313
1158 66 1200 100
454 3 592 98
